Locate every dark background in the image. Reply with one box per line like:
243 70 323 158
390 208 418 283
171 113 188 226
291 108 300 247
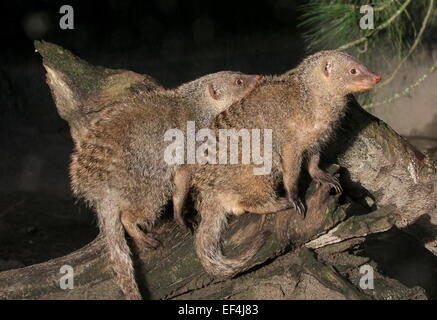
1 0 303 83
0 1 435 299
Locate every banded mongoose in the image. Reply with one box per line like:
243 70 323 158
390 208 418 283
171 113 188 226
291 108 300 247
69 71 261 299
176 51 381 277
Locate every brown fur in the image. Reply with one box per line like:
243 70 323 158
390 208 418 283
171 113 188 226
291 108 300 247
179 51 381 277
69 71 261 299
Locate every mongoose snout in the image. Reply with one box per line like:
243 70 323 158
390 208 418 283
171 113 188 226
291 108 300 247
321 55 381 93
235 74 262 95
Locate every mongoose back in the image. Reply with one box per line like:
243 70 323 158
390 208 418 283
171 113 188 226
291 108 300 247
69 71 262 299
182 51 380 277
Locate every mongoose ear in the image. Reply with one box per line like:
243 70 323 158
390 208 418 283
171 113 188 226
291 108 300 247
324 60 333 77
208 83 223 100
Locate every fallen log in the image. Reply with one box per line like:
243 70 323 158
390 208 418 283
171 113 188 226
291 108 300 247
0 170 352 299
325 98 436 254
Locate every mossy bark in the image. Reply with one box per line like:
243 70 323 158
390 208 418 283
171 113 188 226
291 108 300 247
34 40 161 144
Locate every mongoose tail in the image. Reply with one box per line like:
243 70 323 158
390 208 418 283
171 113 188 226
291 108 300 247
195 203 270 277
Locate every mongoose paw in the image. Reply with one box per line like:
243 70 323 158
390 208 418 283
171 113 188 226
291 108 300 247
175 214 189 230
277 197 296 211
175 216 198 234
186 218 199 234
140 232 161 250
287 195 306 217
314 172 342 194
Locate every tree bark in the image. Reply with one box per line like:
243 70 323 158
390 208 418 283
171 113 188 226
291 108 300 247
325 98 436 254
0 179 417 300
0 41 433 300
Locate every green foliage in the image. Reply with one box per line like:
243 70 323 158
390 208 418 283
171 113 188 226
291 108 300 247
299 1 362 52
298 0 431 58
298 0 437 108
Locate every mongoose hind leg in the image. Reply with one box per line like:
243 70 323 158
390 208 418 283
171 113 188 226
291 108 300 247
239 197 293 215
281 143 306 215
121 210 161 250
308 153 342 194
173 166 194 231
95 191 142 299
239 197 299 232
121 187 173 250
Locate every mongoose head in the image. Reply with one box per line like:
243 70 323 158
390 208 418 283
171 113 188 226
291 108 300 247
298 50 381 96
176 71 262 114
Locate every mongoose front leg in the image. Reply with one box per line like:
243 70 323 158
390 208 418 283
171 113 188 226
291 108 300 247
173 166 195 230
281 143 305 215
307 153 342 193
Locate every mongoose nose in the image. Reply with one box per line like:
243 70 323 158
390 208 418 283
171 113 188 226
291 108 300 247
255 75 263 81
374 75 381 83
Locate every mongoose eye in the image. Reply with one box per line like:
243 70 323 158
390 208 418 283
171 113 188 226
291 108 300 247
350 68 358 75
235 78 244 86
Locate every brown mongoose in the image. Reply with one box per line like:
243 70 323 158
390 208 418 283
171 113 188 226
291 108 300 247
177 51 381 277
69 71 262 299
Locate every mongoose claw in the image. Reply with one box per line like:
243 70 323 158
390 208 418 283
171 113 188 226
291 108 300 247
277 197 295 211
288 196 306 217
175 215 189 230
187 219 199 233
184 218 198 234
142 232 161 250
314 172 342 194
